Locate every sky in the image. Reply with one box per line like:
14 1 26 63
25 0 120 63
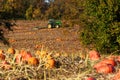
45 0 54 3
45 0 49 3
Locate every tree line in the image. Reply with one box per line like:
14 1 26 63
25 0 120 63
0 0 84 20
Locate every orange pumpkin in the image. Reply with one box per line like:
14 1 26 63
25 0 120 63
8 38 16 43
0 53 5 60
16 50 32 63
7 47 15 54
54 53 60 58
35 50 41 55
100 58 116 66
0 49 4 54
20 50 32 61
87 77 96 80
15 53 22 63
94 62 103 69
22 52 32 62
1 61 11 70
34 45 42 49
28 57 39 66
20 49 27 57
96 64 114 74
89 50 100 60
46 58 55 68
108 55 117 60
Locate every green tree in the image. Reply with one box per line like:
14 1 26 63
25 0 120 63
25 0 48 19
25 5 33 20
45 0 81 20
32 8 41 19
45 0 62 19
61 0 80 19
0 0 30 19
80 0 120 53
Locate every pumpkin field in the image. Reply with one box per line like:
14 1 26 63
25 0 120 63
0 20 119 80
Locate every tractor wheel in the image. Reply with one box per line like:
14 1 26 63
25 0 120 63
55 25 60 28
48 24 52 28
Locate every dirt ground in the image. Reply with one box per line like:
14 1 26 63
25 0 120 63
0 20 83 54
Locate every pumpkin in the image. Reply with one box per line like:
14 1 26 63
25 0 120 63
0 49 4 54
15 53 22 63
7 47 15 54
54 53 60 58
28 57 39 66
94 62 103 69
56 38 62 42
20 50 32 61
108 55 117 60
8 38 16 43
100 58 116 66
20 49 27 57
0 53 5 60
87 77 96 80
1 61 11 70
22 52 32 62
89 50 100 60
96 64 114 74
94 58 116 69
16 50 32 63
46 58 55 68
34 45 42 49
35 50 41 55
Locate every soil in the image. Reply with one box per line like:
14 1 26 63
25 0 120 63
0 20 118 80
0 20 83 54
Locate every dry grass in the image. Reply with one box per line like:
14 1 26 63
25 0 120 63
0 47 119 80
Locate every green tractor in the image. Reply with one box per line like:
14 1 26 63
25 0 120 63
47 19 62 28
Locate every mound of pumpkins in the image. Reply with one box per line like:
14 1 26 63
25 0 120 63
0 47 56 70
87 50 120 80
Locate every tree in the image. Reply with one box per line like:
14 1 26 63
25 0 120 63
25 5 33 20
80 0 120 53
45 0 81 20
25 0 48 19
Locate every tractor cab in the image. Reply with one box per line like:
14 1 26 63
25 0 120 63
47 19 62 28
